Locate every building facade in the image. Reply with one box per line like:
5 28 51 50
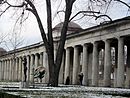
0 17 130 88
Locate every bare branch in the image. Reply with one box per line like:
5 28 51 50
95 14 112 21
25 0 36 10
114 0 130 8
0 6 10 16
26 5 50 53
69 11 100 21
21 12 30 23
57 10 65 14
5 1 25 8
12 13 24 32
72 15 86 22
0 1 26 16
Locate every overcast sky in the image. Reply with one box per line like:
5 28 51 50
0 0 130 51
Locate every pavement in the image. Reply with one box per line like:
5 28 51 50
0 82 130 97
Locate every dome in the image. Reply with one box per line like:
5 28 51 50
52 22 82 37
53 22 82 32
0 47 6 56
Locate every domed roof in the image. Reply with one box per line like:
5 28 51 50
0 47 6 56
54 22 81 29
0 47 6 52
53 22 82 33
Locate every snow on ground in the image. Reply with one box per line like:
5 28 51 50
0 82 130 97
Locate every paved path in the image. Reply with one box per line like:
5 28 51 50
0 82 130 97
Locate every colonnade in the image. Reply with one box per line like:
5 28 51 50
0 51 49 83
0 36 130 88
64 37 130 88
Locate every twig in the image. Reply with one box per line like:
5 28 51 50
69 11 100 21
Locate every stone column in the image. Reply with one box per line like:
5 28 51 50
88 52 93 85
1 60 3 81
27 55 30 82
6 60 8 81
92 42 99 86
82 44 89 86
0 61 2 81
10 59 12 81
103 40 111 87
72 46 80 84
11 59 14 81
42 52 46 83
35 54 39 82
40 52 43 66
3 60 5 81
1 60 4 81
125 45 130 88
8 59 11 81
114 46 118 87
9 60 11 81
18 57 22 81
35 54 39 68
30 54 34 82
125 66 130 88
17 58 20 81
4 60 7 81
43 52 49 83
6 60 9 81
64 48 71 84
41 52 45 83
117 37 124 88
59 52 65 84
12 58 15 81
15 58 18 81
22 57 24 82
6 59 9 81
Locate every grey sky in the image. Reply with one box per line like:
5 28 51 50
0 0 130 50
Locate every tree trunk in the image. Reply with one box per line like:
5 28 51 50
48 62 59 87
47 0 76 87
26 0 76 87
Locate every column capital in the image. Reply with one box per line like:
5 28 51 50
27 55 30 58
82 43 89 47
93 41 98 46
30 54 34 57
40 52 43 55
35 53 39 56
73 45 80 49
65 47 72 50
117 37 124 41
103 39 111 43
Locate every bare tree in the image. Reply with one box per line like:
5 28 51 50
0 33 7 45
0 0 129 86
2 28 24 81
5 30 24 51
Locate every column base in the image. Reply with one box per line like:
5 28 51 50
20 81 29 88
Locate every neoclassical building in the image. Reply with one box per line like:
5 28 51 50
0 16 130 88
